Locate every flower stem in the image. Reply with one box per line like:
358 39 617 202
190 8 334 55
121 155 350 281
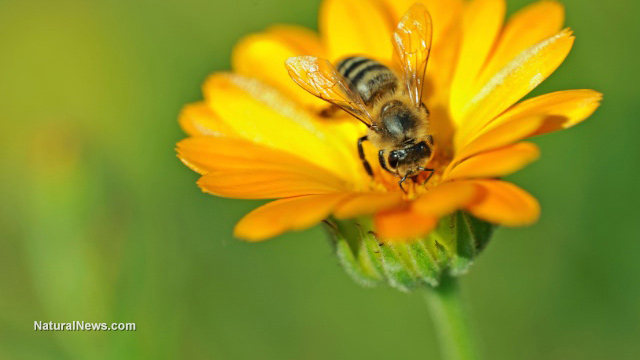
423 275 479 360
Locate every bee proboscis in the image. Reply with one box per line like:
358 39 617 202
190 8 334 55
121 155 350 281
286 3 434 191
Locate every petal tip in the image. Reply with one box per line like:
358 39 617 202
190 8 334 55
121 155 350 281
233 225 271 242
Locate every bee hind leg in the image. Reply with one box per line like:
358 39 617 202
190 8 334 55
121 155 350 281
320 104 340 118
357 136 373 177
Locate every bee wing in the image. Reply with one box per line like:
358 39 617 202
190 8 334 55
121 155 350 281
285 56 374 127
393 3 433 107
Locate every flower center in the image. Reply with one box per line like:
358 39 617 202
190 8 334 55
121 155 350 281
368 153 450 199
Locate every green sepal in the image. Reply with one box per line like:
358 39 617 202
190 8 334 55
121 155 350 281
325 211 495 291
324 221 381 287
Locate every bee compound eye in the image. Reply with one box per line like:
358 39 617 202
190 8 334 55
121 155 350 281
388 151 400 169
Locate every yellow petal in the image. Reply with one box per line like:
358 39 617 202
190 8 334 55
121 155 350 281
484 89 603 136
334 191 404 219
176 137 346 185
179 102 237 137
381 0 463 46
232 31 327 108
455 29 575 147
374 206 438 241
320 0 394 61
449 0 506 124
266 25 326 55
203 73 362 183
423 23 462 149
444 142 540 180
464 180 540 226
426 20 462 102
412 181 478 216
234 193 351 241
477 0 564 88
197 170 343 199
454 115 544 162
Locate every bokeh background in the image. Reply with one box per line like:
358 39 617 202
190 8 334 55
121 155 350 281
1 0 639 359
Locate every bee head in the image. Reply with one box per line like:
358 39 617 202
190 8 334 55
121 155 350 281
388 141 432 177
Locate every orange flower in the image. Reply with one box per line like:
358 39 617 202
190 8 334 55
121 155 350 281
177 0 601 242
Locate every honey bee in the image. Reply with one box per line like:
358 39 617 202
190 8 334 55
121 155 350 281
285 4 434 191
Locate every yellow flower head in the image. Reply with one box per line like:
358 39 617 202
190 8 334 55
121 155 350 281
177 0 601 243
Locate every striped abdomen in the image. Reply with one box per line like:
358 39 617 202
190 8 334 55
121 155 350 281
337 56 397 105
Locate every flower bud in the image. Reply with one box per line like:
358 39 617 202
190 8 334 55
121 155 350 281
325 211 494 291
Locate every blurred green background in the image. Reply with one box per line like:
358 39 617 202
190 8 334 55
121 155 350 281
1 0 638 359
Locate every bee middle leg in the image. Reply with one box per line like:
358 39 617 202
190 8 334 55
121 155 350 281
357 136 373 177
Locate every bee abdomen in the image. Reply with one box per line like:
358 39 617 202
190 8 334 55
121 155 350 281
337 56 397 105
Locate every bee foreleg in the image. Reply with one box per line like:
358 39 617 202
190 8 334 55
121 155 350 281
378 150 395 174
398 173 409 194
357 136 373 177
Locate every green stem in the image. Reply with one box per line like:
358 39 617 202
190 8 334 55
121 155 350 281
423 275 479 360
